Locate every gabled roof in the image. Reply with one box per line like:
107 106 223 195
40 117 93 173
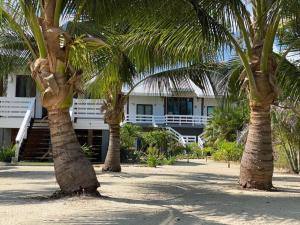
122 78 215 97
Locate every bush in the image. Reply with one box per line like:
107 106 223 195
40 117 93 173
121 124 142 150
212 141 243 167
186 143 203 158
169 143 186 156
141 130 175 153
146 146 161 167
204 100 249 146
0 145 16 162
162 156 176 165
121 147 142 163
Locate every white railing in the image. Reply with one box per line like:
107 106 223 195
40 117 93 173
71 99 104 120
166 127 186 145
124 114 209 126
165 127 198 146
14 98 35 162
0 97 34 118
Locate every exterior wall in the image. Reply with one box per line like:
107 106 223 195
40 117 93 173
6 75 16 97
203 98 218 116
127 96 164 116
127 95 214 117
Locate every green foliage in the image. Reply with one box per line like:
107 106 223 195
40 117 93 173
272 108 300 173
162 156 176 165
146 146 161 167
81 144 93 157
202 146 215 157
141 129 175 152
169 143 186 156
204 100 249 146
0 145 15 163
212 141 243 167
121 123 142 150
186 143 203 158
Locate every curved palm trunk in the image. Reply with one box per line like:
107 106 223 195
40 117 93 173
48 109 100 193
102 124 121 172
240 105 273 189
29 0 100 194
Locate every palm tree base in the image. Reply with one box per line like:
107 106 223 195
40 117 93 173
102 165 121 172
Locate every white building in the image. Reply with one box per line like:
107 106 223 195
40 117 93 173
0 74 218 162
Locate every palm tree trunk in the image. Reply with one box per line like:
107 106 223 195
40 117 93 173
48 108 100 194
102 123 121 172
240 105 273 190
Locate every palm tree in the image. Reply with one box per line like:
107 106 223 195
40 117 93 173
84 22 213 172
125 0 300 189
0 0 110 194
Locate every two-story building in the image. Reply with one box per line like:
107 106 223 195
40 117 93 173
0 74 218 162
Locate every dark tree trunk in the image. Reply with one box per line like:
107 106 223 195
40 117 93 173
102 124 121 172
48 108 100 194
240 105 273 190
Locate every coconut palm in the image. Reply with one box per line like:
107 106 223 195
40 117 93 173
125 0 300 189
0 0 126 194
81 20 215 172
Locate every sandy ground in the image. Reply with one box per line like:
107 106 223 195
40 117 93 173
0 160 300 225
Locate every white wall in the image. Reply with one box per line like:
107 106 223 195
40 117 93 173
127 96 164 116
127 95 217 117
203 98 218 116
6 75 16 97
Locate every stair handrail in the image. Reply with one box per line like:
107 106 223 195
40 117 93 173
14 98 35 162
165 127 186 146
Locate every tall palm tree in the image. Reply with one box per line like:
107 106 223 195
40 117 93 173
0 0 115 194
125 0 300 189
83 21 213 172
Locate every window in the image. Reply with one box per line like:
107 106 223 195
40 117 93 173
16 76 36 97
137 104 153 115
166 97 193 115
207 106 215 116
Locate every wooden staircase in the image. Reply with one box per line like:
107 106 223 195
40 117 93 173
19 120 51 161
19 119 103 162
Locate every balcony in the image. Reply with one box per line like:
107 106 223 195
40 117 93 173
124 114 209 126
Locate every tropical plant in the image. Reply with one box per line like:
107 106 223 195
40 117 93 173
125 0 300 190
0 0 118 194
141 129 175 153
0 144 15 162
272 107 300 174
212 141 243 168
204 99 249 146
146 146 161 167
120 123 142 151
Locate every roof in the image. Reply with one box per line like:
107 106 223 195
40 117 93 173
122 78 215 97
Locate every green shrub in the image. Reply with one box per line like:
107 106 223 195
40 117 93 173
162 156 176 165
202 146 215 156
142 130 175 152
121 147 142 163
169 143 186 156
186 143 203 158
146 146 161 167
121 124 142 150
212 141 243 167
204 100 249 146
0 145 16 163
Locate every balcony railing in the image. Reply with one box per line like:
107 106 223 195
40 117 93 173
124 114 209 125
70 99 104 121
0 97 35 118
